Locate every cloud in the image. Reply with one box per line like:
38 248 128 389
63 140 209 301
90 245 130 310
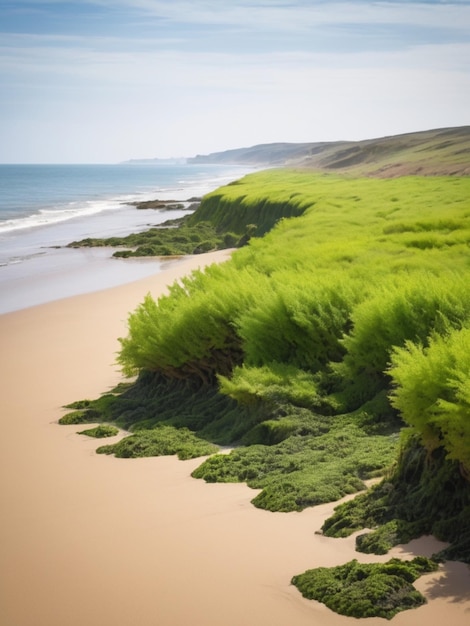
93 0 470 28
1 0 469 161
5 1 470 44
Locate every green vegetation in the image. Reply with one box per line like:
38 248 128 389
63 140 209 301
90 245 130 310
186 174 313 236
126 199 188 210
59 390 126 424
60 372 397 503
305 126 470 177
321 437 470 564
96 424 219 460
67 220 250 258
389 328 470 475
78 424 119 438
291 557 438 620
192 414 397 512
62 169 470 580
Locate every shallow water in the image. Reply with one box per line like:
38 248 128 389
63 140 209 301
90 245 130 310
0 163 253 313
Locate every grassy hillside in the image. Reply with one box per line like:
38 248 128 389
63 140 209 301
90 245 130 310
189 141 347 166
63 170 470 575
303 126 470 177
190 125 470 177
67 127 469 258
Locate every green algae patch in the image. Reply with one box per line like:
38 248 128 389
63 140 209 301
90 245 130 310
59 410 95 425
59 390 127 425
96 424 218 460
67 218 253 257
192 411 398 512
78 424 119 438
321 438 470 564
63 373 399 511
291 557 438 620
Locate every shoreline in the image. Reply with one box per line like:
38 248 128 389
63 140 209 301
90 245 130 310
0 205 196 315
0 250 469 626
0 161 257 314
0 247 166 315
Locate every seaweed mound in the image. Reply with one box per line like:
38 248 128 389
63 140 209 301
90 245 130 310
292 557 438 620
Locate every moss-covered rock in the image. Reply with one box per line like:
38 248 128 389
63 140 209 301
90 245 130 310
78 424 120 438
291 557 438 620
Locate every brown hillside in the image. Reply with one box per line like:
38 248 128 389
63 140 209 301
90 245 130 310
299 126 470 177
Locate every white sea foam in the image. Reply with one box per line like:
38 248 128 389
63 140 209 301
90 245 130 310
0 176 232 235
0 200 118 234
0 163 255 311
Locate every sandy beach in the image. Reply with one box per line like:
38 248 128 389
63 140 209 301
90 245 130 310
0 249 469 626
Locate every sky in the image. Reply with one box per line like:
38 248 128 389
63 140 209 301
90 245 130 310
1 0 469 163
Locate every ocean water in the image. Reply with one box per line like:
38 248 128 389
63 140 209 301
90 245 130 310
0 163 252 313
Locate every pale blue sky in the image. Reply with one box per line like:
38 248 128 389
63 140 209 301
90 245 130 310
1 0 469 162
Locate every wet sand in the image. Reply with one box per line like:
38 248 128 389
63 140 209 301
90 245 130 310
0 250 469 626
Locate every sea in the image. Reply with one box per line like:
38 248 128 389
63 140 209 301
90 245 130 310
0 163 253 314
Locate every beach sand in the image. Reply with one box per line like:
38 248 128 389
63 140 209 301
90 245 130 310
0 250 469 626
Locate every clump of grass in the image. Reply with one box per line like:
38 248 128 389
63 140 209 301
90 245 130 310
291 557 438 620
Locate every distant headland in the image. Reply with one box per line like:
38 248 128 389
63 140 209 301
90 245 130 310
122 125 470 177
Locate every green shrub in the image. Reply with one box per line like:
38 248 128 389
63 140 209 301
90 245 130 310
117 264 268 381
332 273 470 409
218 362 322 410
389 326 470 474
236 273 359 372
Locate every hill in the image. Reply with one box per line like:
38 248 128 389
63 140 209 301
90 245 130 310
189 126 470 177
